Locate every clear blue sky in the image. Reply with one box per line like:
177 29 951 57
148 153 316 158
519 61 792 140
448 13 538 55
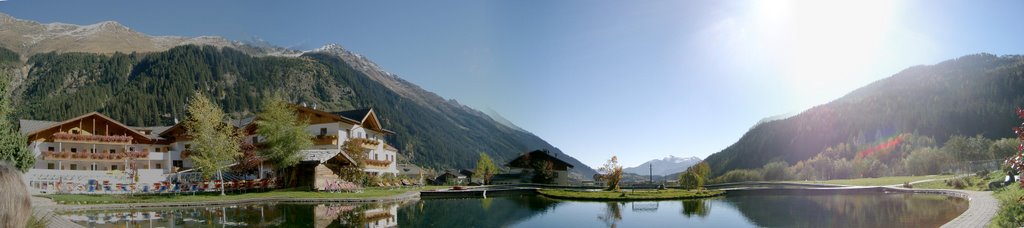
4 0 1024 168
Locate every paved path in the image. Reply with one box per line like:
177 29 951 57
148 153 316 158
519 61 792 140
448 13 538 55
940 190 998 228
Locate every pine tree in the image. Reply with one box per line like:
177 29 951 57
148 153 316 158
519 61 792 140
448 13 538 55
255 93 312 173
0 72 33 172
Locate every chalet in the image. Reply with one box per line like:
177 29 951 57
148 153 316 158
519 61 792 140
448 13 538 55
493 150 574 185
433 170 467 185
19 104 401 193
397 163 427 185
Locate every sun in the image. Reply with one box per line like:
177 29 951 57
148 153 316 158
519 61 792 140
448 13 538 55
754 0 899 103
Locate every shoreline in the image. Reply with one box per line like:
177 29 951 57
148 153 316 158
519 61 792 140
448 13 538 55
32 190 423 228
34 183 994 228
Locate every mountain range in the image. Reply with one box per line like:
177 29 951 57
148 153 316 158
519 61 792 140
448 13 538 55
0 13 599 179
704 53 1024 176
622 155 701 176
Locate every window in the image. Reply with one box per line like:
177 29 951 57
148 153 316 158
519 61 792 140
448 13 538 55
111 165 118 170
156 163 162 169
70 148 77 153
47 163 54 169
173 160 183 168
47 147 54 152
155 148 161 152
320 128 327 136
109 149 116 154
91 164 97 170
129 147 135 151
70 164 78 170
346 129 351 138
374 154 379 160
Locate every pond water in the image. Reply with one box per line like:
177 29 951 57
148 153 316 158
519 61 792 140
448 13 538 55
63 191 968 228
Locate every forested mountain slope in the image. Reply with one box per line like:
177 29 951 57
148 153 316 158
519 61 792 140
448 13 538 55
0 45 598 178
705 53 1024 176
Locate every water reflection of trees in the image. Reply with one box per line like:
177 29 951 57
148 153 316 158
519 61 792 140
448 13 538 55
399 195 561 227
723 192 968 227
598 202 624 228
681 199 711 218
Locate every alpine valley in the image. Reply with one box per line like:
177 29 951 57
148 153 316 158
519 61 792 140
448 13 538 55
0 13 599 178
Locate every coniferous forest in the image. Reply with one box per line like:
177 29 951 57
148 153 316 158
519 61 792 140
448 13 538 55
0 45 599 178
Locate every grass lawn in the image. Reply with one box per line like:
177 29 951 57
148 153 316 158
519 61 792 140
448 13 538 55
913 172 1003 191
538 189 723 201
45 186 447 205
793 175 955 186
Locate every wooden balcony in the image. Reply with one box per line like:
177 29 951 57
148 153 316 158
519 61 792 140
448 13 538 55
313 135 338 146
53 132 132 145
360 140 380 149
42 150 149 160
364 159 392 168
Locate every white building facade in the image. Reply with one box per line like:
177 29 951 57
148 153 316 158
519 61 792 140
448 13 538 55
19 105 400 194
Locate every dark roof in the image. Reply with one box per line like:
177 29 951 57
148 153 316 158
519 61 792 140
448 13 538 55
229 116 256 128
398 163 426 176
19 120 58 135
507 150 575 169
332 108 373 123
19 113 169 141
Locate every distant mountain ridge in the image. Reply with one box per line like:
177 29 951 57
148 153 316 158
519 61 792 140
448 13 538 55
0 14 599 179
704 53 1024 176
0 13 299 58
623 155 701 176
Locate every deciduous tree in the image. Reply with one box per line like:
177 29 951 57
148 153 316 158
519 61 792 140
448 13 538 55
679 171 704 190
599 156 623 191
473 153 499 185
184 92 241 190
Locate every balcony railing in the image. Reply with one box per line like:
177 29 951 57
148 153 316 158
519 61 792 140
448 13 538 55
42 150 150 160
53 133 132 144
352 137 385 149
313 135 338 146
364 159 392 168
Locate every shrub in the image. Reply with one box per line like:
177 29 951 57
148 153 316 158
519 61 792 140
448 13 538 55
713 169 764 183
992 186 1024 227
761 161 791 181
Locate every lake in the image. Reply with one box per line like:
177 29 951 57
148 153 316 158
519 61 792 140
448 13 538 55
63 191 968 227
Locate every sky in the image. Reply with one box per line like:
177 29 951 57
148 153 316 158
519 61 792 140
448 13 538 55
4 0 1024 168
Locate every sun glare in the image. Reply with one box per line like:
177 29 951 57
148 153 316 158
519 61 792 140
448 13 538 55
754 0 898 103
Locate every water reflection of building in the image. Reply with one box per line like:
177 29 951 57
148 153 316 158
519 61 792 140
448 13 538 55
313 202 401 228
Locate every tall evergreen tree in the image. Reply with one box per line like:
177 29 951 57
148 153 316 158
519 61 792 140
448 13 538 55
255 93 312 180
0 73 33 172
